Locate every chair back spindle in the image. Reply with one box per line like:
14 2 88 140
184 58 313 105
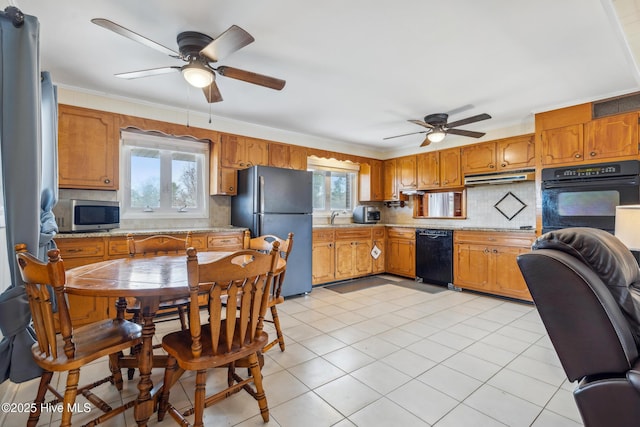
186 242 279 360
15 244 74 360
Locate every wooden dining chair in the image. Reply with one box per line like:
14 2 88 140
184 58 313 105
15 244 142 427
124 232 192 379
243 230 294 352
157 244 280 426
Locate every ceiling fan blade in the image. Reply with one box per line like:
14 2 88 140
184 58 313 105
408 119 434 129
420 138 432 147
202 81 223 103
446 113 491 129
115 66 180 79
447 128 486 138
216 66 286 90
383 130 426 140
91 18 180 58
200 25 255 62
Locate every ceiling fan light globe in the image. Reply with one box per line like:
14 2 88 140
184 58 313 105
182 62 214 88
427 130 446 143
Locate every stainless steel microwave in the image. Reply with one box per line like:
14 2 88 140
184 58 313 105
53 199 120 232
353 205 381 224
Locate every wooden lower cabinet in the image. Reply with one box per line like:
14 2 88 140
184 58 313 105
54 230 244 326
372 228 386 274
334 228 373 281
312 226 385 285
385 227 415 278
453 230 534 301
312 229 335 285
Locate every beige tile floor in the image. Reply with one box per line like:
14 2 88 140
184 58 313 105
0 275 583 426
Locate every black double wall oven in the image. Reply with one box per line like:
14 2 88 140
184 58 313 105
541 160 640 234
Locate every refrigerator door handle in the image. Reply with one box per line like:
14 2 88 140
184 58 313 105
258 214 264 236
259 175 265 214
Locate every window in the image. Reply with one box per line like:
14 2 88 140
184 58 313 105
121 130 209 219
307 157 359 214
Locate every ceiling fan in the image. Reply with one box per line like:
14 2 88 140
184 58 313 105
384 113 491 146
91 18 286 103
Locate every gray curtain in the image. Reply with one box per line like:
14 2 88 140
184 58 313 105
0 7 44 383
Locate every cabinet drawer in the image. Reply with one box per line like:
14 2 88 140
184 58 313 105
108 237 130 256
189 234 208 250
454 230 535 248
56 238 105 258
372 227 385 239
335 228 372 240
386 227 416 240
208 232 244 250
313 229 335 242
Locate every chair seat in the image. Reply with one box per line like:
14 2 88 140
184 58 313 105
31 318 142 371
162 322 268 372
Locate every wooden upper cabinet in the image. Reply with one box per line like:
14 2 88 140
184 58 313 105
461 142 497 174
540 124 584 165
219 133 268 169
462 134 534 174
416 148 461 189
417 151 440 189
58 105 118 190
383 158 398 200
359 160 383 201
585 112 639 160
396 155 417 190
439 148 462 188
268 143 308 170
496 134 535 171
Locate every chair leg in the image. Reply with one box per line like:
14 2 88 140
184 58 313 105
248 352 269 422
177 306 188 331
271 305 285 352
194 370 207 427
27 370 53 427
61 368 80 427
127 343 141 381
158 355 181 422
108 352 124 391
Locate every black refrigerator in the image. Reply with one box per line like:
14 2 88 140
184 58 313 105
231 165 313 297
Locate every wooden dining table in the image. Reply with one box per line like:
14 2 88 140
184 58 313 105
64 251 285 427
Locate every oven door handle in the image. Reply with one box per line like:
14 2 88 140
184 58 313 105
543 176 640 189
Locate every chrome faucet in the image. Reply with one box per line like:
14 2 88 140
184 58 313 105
330 211 340 224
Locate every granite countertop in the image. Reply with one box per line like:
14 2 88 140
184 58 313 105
313 223 536 233
54 225 247 239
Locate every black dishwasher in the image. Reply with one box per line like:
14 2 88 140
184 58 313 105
416 229 453 287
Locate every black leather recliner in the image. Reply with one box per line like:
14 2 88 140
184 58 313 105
517 227 640 427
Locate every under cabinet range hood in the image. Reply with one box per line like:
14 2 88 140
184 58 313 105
464 170 535 186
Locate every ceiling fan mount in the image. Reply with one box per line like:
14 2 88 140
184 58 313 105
176 31 214 60
91 18 286 103
423 113 449 127
384 112 492 147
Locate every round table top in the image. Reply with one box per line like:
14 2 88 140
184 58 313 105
65 251 285 298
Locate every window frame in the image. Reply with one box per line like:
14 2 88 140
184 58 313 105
120 130 209 220
307 157 359 217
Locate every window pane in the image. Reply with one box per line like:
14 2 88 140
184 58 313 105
312 172 326 210
172 154 197 208
330 172 348 210
130 149 160 208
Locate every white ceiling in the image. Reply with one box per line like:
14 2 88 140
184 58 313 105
8 0 640 153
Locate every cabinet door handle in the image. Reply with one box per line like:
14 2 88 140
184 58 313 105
483 248 490 254
590 152 597 157
492 249 498 254
489 164 495 168
500 163 506 167
104 178 111 184
574 153 582 158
